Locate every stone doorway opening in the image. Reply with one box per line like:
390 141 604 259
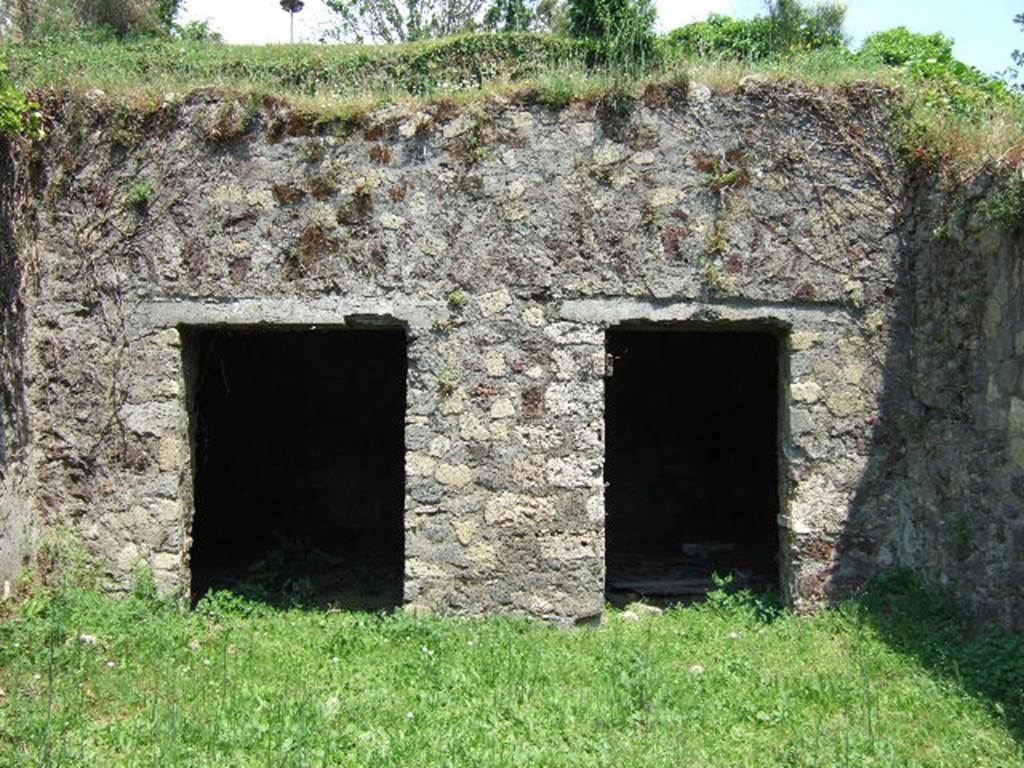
604 326 782 605
184 327 407 609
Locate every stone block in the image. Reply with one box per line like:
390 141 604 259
489 398 515 419
484 493 554 526
543 323 602 346
546 457 601 489
484 351 507 376
478 289 513 317
406 453 437 477
435 463 474 487
791 381 822 403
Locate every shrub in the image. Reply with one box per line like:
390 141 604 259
979 179 1024 233
663 0 845 61
172 19 221 43
860 28 1013 121
663 14 777 60
858 26 954 67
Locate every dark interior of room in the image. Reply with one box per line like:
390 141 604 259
604 327 781 604
186 327 406 609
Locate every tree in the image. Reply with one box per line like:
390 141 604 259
566 0 657 68
483 0 531 32
765 0 845 52
323 0 488 43
534 0 567 33
154 0 178 29
280 0 304 42
481 0 568 33
1 0 181 39
1013 13 1024 85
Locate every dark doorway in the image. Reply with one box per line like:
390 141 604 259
185 327 406 610
604 327 781 604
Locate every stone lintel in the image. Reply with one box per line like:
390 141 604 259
558 298 854 328
134 297 446 331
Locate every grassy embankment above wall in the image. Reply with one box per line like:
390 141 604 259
3 30 1023 180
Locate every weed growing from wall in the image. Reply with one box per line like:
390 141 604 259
124 180 153 210
0 65 42 138
979 178 1024 234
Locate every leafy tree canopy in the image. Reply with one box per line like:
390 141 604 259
322 0 489 43
1012 12 1024 86
1 0 183 40
565 0 657 69
483 0 531 32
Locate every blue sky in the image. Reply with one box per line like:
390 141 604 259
181 1 1022 76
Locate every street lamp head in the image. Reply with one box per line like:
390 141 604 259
280 0 305 13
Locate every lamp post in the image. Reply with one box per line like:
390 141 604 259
280 0 305 43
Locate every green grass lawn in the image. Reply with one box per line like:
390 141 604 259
1 577 1022 767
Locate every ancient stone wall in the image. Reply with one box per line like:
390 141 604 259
0 138 33 592
7 80 1018 626
882 179 1024 630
